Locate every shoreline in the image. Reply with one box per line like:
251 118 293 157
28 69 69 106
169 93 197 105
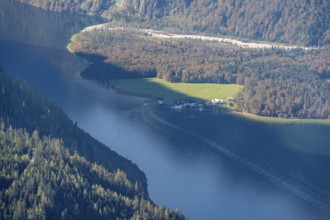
66 26 329 125
230 111 330 125
102 79 330 125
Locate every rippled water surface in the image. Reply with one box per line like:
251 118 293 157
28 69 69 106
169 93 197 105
1 2 330 219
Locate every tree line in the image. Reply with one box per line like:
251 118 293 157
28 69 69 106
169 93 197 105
69 28 330 119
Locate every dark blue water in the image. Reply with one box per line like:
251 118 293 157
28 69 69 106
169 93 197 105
1 2 330 219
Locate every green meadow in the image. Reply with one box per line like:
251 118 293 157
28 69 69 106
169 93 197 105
109 78 242 103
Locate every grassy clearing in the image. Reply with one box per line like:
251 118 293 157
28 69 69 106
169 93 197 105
108 78 330 124
109 78 242 103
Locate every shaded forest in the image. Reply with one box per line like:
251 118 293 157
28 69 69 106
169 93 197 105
0 68 147 190
0 69 186 219
0 125 185 220
69 28 330 119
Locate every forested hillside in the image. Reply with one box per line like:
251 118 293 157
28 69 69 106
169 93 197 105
68 28 330 119
17 0 330 46
0 68 147 191
0 69 186 219
0 126 185 219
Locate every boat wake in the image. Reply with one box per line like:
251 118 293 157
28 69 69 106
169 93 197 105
143 105 330 216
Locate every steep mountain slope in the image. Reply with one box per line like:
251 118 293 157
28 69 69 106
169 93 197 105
168 0 330 46
0 68 186 219
0 126 185 219
17 0 330 46
0 68 147 192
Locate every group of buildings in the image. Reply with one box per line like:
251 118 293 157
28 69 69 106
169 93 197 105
155 97 235 111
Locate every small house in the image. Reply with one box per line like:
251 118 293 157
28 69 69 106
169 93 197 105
227 97 234 102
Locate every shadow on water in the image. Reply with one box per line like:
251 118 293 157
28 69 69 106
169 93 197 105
73 54 217 104
3 33 330 218
80 66 233 106
2 1 330 219
0 0 104 104
76 52 157 81
76 47 330 216
71 33 330 216
0 0 104 49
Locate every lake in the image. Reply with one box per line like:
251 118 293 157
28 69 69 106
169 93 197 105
1 1 330 219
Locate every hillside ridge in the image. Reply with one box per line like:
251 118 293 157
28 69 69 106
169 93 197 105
17 0 330 46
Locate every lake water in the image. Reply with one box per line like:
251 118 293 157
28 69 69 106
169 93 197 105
1 1 330 219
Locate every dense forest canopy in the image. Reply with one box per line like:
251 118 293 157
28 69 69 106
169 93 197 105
0 69 186 219
0 125 186 220
17 0 330 46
